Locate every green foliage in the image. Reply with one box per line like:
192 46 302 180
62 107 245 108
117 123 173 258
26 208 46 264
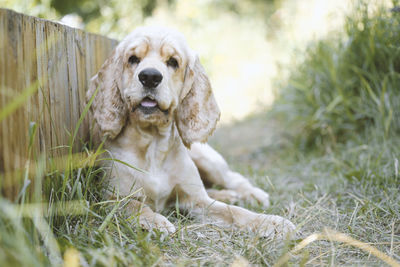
211 0 277 18
50 0 99 19
274 1 400 148
50 0 158 20
0 0 59 20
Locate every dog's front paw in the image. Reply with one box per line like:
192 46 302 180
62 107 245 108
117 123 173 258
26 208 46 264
251 214 295 239
139 213 176 235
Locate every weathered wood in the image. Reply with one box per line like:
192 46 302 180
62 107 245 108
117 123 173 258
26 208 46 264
0 9 118 198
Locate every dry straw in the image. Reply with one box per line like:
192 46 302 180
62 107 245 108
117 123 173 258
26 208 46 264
274 228 400 267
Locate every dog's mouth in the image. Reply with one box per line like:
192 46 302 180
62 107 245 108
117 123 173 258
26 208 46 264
140 97 158 108
133 97 169 115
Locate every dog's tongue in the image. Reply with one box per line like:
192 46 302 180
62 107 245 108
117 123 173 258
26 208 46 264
141 98 157 108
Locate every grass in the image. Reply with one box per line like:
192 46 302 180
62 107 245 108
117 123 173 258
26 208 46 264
1 0 400 266
210 114 400 266
274 1 400 149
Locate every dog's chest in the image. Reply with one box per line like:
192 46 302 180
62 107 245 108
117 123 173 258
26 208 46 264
108 145 177 210
142 168 174 210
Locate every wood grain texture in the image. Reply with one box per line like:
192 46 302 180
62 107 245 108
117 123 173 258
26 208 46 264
0 9 118 197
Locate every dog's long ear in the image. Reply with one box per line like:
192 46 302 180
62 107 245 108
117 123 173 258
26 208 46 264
176 54 220 148
86 49 127 139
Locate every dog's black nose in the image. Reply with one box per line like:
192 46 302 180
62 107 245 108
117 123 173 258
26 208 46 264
138 68 163 88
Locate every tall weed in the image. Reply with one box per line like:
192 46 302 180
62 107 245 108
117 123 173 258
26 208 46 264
274 1 400 148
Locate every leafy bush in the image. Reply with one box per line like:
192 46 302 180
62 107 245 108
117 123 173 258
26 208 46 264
274 1 400 148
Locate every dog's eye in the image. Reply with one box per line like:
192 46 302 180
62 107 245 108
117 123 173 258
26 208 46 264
128 55 140 65
166 57 179 69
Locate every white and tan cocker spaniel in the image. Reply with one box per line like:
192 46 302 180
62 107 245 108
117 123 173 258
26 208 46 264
87 26 295 239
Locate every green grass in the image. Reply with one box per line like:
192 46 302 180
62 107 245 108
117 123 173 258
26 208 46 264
274 1 400 149
211 114 400 266
1 0 400 266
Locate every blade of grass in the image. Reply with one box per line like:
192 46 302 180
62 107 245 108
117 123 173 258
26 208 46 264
0 82 39 122
99 158 147 173
98 203 119 232
274 228 400 267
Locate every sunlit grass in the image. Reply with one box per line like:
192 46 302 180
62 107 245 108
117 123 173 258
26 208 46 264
273 0 400 148
210 113 400 266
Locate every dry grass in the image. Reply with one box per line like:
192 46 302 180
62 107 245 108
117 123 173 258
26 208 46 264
208 114 400 266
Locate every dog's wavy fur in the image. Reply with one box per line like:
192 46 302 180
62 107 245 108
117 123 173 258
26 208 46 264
87 26 295 238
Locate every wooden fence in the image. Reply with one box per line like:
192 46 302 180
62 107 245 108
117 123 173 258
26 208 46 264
0 9 118 197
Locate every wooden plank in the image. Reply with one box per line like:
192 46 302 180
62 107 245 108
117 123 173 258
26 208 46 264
0 9 6 184
0 8 117 198
74 30 88 142
66 27 79 151
4 10 23 195
35 18 51 157
22 10 39 157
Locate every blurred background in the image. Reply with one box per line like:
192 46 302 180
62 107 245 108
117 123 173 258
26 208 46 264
1 0 353 123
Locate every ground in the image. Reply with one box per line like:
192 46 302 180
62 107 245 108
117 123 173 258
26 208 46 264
156 112 400 266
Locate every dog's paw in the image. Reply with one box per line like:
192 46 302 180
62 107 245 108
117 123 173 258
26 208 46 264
250 214 295 239
238 186 270 208
207 189 241 204
139 213 176 235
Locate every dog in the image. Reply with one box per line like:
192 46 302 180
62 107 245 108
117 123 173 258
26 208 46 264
87 26 295 238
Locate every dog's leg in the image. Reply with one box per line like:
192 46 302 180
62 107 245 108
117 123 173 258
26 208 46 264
175 151 295 239
127 200 176 234
189 143 270 207
180 194 295 239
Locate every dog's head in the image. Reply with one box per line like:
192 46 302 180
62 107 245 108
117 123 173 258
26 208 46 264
87 26 220 147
